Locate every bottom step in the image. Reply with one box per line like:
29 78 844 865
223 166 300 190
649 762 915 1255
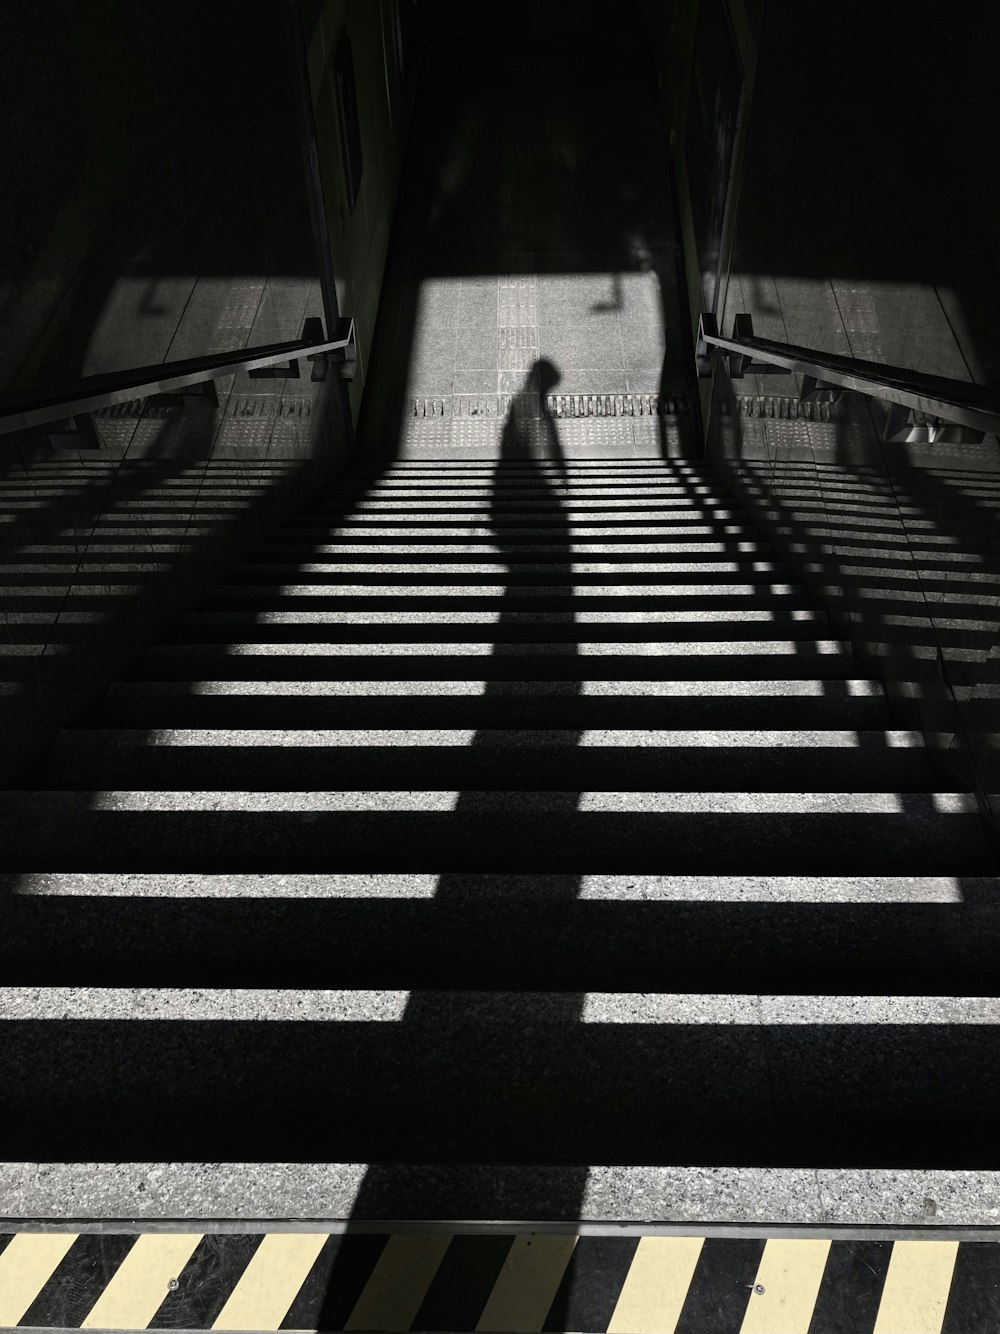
3 1163 1000 1225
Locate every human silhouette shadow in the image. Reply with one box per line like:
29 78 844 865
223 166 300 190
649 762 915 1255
436 358 584 920
338 359 590 1236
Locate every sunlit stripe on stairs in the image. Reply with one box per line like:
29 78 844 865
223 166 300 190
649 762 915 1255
161 638 853 655
111 677 885 696
4 989 1000 1022
95 727 925 747
79 789 975 813
6 873 981 901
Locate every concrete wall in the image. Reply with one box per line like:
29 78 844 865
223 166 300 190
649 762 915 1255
0 355 352 784
695 2 1000 840
0 1 161 393
0 1 410 779
1 1 321 396
662 0 760 442
720 1 1000 392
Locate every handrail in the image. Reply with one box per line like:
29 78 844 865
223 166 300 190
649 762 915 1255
0 317 355 438
697 313 1000 437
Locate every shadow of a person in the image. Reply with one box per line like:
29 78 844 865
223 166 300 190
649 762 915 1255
340 360 591 1243
442 357 582 901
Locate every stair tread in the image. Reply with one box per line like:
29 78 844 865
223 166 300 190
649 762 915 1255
0 1161 994 1224
108 677 886 695
59 727 922 746
6 871 989 900
4 987 1000 1023
17 789 971 811
148 638 855 653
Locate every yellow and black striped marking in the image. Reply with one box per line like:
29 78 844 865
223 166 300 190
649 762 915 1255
2 1230 1000 1332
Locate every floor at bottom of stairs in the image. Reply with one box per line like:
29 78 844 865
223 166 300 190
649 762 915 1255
4 1214 1000 1333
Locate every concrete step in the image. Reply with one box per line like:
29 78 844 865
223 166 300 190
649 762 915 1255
331 477 731 490
360 463 718 475
163 620 836 644
357 462 717 474
314 489 742 501
262 540 779 555
100 678 894 731
137 642 863 683
2 986 1000 1166
1 1160 997 1224
327 470 720 482
46 728 940 792
278 522 764 537
321 493 746 506
303 503 748 519
3 891 1000 989
318 488 735 501
201 581 812 599
11 989 1000 1022
0 790 989 874
182 611 828 631
8 870 989 902
186 610 826 631
239 558 794 575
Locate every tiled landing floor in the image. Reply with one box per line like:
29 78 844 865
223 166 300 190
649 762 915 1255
358 48 692 464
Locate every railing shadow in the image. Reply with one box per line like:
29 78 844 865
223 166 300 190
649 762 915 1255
706 362 1000 868
0 354 348 788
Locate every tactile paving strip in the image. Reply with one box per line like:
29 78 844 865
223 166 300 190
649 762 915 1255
2 1229 998 1332
547 394 691 418
736 396 836 421
403 394 691 419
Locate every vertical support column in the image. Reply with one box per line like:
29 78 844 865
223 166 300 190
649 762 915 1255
285 0 355 452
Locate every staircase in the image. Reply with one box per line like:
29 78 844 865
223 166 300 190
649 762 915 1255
2 449 999 1221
